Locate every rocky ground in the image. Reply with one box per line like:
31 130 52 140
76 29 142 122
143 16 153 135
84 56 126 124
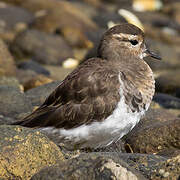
0 0 180 179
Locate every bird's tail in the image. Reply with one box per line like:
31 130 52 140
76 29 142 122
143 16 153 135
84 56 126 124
11 106 56 128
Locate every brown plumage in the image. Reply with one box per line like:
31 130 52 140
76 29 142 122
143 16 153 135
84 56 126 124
13 24 161 149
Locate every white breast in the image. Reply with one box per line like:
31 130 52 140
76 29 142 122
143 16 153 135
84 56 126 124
40 73 149 149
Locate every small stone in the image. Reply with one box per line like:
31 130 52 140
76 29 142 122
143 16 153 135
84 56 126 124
163 172 170 178
132 0 163 12
62 58 79 69
159 169 165 175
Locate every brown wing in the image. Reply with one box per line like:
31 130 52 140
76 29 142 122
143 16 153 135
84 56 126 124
15 58 121 129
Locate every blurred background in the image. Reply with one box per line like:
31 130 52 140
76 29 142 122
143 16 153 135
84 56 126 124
0 0 180 117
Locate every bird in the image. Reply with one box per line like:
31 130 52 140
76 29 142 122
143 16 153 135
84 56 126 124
13 23 161 150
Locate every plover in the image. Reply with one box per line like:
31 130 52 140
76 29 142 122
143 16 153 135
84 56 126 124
13 24 161 150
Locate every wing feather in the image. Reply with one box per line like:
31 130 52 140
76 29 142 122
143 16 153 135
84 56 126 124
15 58 121 129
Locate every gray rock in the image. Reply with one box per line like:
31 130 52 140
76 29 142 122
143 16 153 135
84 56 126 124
157 148 180 159
117 153 167 179
150 154 180 180
18 60 50 76
124 109 180 154
145 39 180 70
133 11 180 32
132 107 178 129
0 2 34 42
153 93 180 109
31 153 146 180
70 1 99 18
0 85 33 119
155 71 180 98
0 76 22 91
93 11 126 28
20 0 98 48
25 80 61 106
0 3 34 31
16 69 38 87
0 39 17 77
11 29 74 65
108 152 179 180
0 115 15 125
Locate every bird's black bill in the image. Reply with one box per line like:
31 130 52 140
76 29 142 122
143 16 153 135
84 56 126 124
146 49 161 60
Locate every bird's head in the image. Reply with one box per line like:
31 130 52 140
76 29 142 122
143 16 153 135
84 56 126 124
98 23 161 61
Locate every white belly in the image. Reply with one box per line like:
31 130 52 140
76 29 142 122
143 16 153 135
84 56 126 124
40 95 146 149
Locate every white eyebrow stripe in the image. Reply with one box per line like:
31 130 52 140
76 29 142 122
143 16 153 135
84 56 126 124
113 33 138 39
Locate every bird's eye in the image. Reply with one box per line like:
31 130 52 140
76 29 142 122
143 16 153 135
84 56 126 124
130 40 138 46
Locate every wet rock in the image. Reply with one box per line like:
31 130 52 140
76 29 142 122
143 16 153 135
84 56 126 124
21 0 98 48
31 153 146 180
0 85 33 119
44 65 73 81
0 125 64 179
155 71 180 97
0 39 17 77
18 60 50 76
11 29 74 65
23 74 53 91
0 2 34 42
153 93 180 109
124 108 180 154
25 80 61 106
